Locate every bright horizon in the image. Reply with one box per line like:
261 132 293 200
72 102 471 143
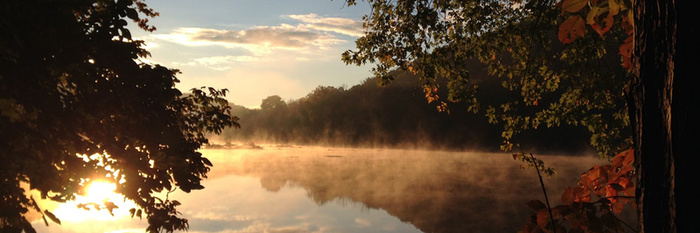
129 0 373 109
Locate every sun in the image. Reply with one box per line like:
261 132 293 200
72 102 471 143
51 180 138 222
84 181 116 203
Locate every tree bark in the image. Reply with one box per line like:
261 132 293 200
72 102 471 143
633 0 700 232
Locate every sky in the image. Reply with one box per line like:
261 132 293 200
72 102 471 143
129 0 374 109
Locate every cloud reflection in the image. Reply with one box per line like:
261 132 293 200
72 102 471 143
32 147 603 233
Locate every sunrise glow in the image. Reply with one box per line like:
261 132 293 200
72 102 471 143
52 181 137 222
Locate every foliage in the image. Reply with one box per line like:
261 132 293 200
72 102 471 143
556 0 634 70
342 0 632 159
218 74 591 153
0 0 238 232
260 95 287 111
341 0 640 232
520 149 636 233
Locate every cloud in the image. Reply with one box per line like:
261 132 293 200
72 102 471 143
173 55 258 71
355 218 372 227
285 13 364 37
151 14 362 56
153 25 342 55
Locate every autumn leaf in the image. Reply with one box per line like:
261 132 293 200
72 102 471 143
621 148 634 166
608 0 621 15
558 15 586 43
562 187 576 204
536 209 551 229
527 199 547 211
586 6 606 25
587 7 614 37
561 0 589 13
609 183 625 191
588 165 601 181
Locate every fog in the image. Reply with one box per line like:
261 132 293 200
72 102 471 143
215 71 594 154
186 146 602 233
33 146 611 233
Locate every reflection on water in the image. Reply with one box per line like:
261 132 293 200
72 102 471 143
33 146 601 233
190 146 600 233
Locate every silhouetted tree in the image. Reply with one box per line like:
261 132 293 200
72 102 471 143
0 1 238 232
260 95 286 111
631 1 700 232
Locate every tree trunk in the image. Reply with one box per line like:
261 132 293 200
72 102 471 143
633 0 700 232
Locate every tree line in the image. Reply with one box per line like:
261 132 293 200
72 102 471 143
216 70 592 154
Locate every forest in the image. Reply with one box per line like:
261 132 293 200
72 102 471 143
3 0 699 232
214 69 592 154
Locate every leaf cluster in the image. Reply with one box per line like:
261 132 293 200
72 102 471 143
1 0 237 232
557 0 634 70
520 149 636 233
343 0 632 158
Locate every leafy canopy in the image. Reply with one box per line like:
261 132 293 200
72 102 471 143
1 0 238 232
342 1 638 232
342 0 632 158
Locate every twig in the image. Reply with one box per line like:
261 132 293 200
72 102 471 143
530 153 556 233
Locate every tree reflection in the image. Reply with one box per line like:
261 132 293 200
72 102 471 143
211 147 601 233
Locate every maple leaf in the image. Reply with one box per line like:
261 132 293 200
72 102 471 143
561 0 589 13
558 15 586 43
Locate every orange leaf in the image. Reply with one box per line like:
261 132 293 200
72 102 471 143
558 15 586 44
619 37 633 70
590 11 614 37
537 209 551 229
561 0 589 13
562 187 576 204
621 148 634 165
588 165 601 181
605 185 618 199
617 177 632 188
579 173 592 187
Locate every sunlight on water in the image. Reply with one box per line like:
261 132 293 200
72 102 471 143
52 181 138 222
32 146 606 233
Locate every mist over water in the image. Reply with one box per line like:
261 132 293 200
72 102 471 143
178 146 602 233
30 146 607 233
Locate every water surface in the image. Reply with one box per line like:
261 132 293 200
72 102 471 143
33 146 602 233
